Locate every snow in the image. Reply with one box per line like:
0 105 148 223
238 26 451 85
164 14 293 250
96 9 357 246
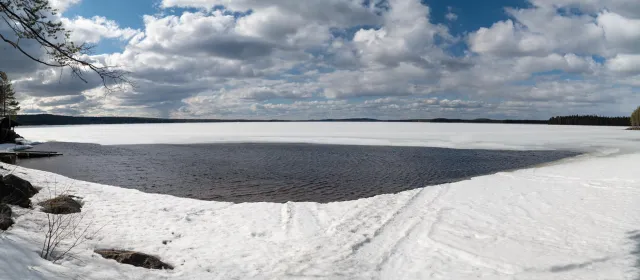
15 138 44 146
1 123 639 280
0 143 33 152
0 137 44 152
17 122 640 152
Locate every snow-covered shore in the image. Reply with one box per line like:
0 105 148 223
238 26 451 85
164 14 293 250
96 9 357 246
2 123 640 279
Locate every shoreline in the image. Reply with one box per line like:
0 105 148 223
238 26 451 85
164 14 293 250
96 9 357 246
18 141 581 204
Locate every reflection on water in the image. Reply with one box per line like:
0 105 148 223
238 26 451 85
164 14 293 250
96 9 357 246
19 142 578 203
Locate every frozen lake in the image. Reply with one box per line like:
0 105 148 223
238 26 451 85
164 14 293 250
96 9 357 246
17 122 640 152
19 142 577 203
4 123 640 279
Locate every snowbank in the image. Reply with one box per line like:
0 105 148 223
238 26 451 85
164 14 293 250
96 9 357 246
15 138 44 146
1 123 639 279
0 137 43 152
0 143 33 152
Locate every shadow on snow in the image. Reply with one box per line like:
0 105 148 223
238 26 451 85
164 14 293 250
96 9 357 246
629 230 640 280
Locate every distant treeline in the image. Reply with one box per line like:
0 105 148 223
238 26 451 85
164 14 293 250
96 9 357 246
15 114 240 126
12 114 633 127
307 118 548 124
418 118 548 124
14 114 551 126
548 115 630 126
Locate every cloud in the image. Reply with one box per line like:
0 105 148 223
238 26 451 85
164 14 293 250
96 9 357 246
0 21 50 75
597 12 640 54
15 68 103 98
352 0 453 68
2 0 640 119
36 95 87 107
49 0 82 13
512 54 598 74
445 7 458 21
606 54 640 73
467 4 640 59
161 0 384 27
468 20 549 57
61 16 141 44
130 12 279 60
318 63 440 99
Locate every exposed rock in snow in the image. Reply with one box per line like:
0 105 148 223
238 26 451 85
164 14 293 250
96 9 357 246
0 154 16 164
0 203 13 230
94 249 173 270
38 196 82 215
0 174 39 207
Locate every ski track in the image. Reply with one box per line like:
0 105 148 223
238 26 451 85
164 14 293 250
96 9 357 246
279 184 463 279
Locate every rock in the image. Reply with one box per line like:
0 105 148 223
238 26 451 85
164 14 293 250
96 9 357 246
0 174 38 208
0 128 21 144
0 204 13 230
0 154 16 164
38 195 82 214
95 250 173 270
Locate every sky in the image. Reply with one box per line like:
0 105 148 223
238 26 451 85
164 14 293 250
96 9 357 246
1 0 640 119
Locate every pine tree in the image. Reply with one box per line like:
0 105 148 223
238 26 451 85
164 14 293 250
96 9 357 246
632 106 640 127
0 71 20 118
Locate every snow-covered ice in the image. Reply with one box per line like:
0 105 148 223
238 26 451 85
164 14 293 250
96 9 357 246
17 122 640 152
1 123 639 280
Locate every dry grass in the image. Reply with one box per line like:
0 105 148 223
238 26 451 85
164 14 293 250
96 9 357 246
38 183 96 263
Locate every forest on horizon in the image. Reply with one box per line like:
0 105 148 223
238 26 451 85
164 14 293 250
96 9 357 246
11 114 632 127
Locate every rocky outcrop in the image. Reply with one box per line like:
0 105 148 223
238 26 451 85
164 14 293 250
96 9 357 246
0 174 39 208
0 128 22 144
95 250 173 270
0 204 13 230
0 154 16 164
38 195 82 214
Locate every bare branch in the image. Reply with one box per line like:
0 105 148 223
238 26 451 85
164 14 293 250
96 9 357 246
0 0 132 91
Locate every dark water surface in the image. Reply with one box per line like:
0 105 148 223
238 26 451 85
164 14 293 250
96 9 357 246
19 142 578 203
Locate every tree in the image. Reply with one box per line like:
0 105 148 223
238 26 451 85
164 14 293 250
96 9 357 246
0 71 20 118
548 115 630 126
0 0 129 89
632 107 640 127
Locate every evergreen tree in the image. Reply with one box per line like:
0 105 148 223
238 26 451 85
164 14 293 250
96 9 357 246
632 107 640 127
0 71 20 118
548 115 631 126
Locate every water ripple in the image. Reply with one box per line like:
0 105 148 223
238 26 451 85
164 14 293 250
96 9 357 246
19 142 579 203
